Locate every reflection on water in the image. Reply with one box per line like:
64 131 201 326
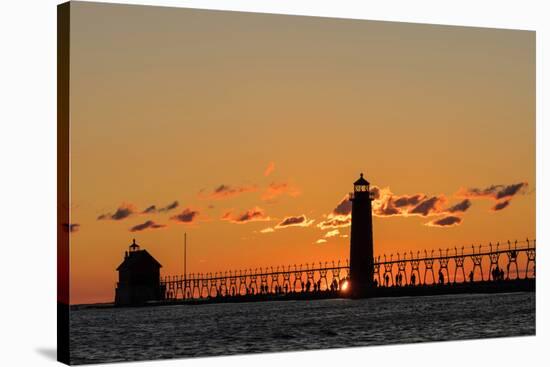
70 292 535 365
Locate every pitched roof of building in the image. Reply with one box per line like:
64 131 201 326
116 249 162 271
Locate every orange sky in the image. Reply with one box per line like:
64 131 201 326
67 2 535 304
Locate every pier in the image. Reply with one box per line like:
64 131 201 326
159 239 535 303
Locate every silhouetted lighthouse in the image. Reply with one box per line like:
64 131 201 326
349 173 375 298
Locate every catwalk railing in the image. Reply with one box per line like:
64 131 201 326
161 238 536 300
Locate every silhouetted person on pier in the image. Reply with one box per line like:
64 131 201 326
385 274 390 287
317 280 321 292
493 266 505 281
438 270 444 285
411 273 416 286
469 271 474 282
306 280 311 292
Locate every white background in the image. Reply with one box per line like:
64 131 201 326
0 0 548 366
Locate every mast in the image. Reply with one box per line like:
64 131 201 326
184 232 187 282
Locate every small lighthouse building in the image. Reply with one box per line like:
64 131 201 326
115 239 165 306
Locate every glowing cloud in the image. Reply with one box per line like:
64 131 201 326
97 203 136 221
324 229 340 238
393 194 425 208
276 215 314 228
323 185 475 230
130 220 167 232
141 200 179 214
199 184 257 200
332 197 352 216
315 239 327 244
170 208 200 223
492 200 511 211
259 214 314 233
222 207 270 224
425 216 462 227
261 182 301 201
456 182 528 212
409 196 447 217
446 199 471 213
317 215 351 230
264 162 275 177
457 182 528 201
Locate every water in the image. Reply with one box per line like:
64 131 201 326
70 292 535 365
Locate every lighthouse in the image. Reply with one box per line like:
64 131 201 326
349 173 375 298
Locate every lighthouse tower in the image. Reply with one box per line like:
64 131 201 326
349 173 375 298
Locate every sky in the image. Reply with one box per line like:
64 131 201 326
67 2 535 304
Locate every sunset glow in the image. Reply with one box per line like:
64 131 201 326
67 3 535 304
341 281 349 292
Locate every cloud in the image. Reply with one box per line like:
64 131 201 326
319 180 528 231
426 216 462 227
492 200 511 211
317 215 352 230
130 220 167 232
456 182 528 212
62 223 80 233
141 200 179 214
457 182 528 201
375 203 400 216
370 186 381 200
393 194 426 208
371 187 412 217
142 205 157 214
111 206 134 220
496 183 528 200
446 199 471 213
222 207 270 224
276 215 314 228
409 196 447 216
159 201 179 212
199 184 257 200
170 208 200 223
315 239 327 244
97 204 135 221
333 197 352 216
370 187 446 217
324 229 340 238
261 182 301 201
264 162 275 177
260 214 314 233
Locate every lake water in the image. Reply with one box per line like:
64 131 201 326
70 292 535 365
